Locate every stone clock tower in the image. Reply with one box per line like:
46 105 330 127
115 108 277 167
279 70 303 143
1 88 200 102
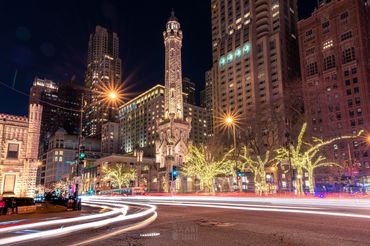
156 11 191 192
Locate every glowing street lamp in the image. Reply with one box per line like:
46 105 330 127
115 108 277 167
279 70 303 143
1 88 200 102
366 134 370 145
108 91 118 100
223 114 237 151
74 84 123 208
224 115 235 126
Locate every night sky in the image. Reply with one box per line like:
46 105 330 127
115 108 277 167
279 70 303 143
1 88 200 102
0 0 316 116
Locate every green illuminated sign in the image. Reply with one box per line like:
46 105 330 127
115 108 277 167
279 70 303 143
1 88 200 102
227 53 233 63
219 42 251 68
235 48 241 58
243 43 251 54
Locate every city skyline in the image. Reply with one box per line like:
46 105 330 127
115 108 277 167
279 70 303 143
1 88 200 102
0 0 316 116
1 2 370 245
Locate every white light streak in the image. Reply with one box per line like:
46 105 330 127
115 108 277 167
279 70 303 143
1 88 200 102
0 200 156 245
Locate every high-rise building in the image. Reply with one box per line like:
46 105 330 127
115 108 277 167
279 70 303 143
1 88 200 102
298 0 370 187
182 77 196 104
101 122 119 154
84 25 122 137
30 77 82 149
118 84 207 156
200 89 206 107
204 70 214 136
118 85 165 155
0 104 42 197
211 0 300 133
31 77 82 187
29 77 59 148
183 104 208 144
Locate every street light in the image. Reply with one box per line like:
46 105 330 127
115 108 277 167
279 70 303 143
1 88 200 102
74 86 122 209
366 134 370 145
108 91 118 100
224 115 234 126
223 114 236 151
223 114 239 190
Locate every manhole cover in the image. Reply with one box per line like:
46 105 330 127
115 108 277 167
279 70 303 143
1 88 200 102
196 219 233 227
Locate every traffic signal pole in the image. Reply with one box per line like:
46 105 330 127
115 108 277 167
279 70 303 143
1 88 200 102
74 93 84 210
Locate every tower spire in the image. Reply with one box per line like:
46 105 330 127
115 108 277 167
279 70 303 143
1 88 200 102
169 8 178 21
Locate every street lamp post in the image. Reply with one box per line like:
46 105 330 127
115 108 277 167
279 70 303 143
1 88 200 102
74 88 121 209
224 115 239 191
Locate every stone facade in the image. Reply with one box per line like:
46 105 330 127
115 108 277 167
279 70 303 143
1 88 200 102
156 12 192 192
0 104 42 197
298 0 370 188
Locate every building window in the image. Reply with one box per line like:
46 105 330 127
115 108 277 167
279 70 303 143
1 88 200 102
3 174 16 193
342 47 356 64
341 31 352 41
323 40 333 50
7 143 19 159
322 21 330 32
306 62 318 76
323 55 336 70
306 47 315 56
340 11 349 24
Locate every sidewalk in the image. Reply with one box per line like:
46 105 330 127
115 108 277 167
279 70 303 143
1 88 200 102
0 203 85 224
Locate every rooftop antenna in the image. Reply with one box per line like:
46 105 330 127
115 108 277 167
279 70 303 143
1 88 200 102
12 69 18 88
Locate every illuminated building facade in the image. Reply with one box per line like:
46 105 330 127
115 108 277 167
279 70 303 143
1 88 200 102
118 85 165 156
211 0 300 131
203 70 214 136
29 77 58 149
182 77 196 104
101 122 119 154
155 11 192 192
45 128 101 186
118 84 207 157
30 77 82 187
298 0 370 188
0 104 42 197
84 25 122 137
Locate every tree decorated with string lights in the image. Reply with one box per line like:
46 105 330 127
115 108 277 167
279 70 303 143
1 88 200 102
103 163 137 189
239 147 277 195
276 123 363 195
183 145 234 192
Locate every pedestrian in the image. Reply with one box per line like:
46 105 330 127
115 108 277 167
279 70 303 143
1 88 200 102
0 197 5 215
11 198 17 214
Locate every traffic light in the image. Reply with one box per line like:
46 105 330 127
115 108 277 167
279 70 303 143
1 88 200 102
168 172 173 181
236 169 242 180
236 169 242 177
172 166 178 180
79 146 86 160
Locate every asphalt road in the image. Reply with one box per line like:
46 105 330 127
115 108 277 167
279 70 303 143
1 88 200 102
2 197 370 246
89 203 370 246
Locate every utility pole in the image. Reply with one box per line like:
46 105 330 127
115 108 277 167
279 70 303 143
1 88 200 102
74 93 84 210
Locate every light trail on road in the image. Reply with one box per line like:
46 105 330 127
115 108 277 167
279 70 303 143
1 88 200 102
98 195 370 220
0 199 157 245
1 196 369 245
120 195 370 209
0 202 127 233
149 201 370 219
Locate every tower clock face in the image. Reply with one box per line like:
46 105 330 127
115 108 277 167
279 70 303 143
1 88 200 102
169 23 178 30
